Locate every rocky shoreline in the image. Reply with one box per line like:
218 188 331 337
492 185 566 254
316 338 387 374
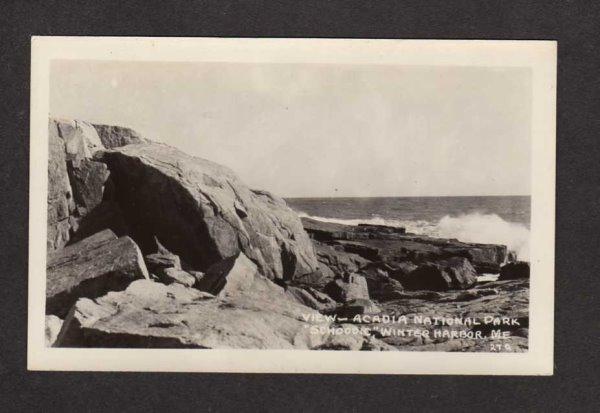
45 118 530 352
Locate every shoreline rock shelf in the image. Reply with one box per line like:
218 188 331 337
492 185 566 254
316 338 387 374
301 217 511 274
45 118 529 352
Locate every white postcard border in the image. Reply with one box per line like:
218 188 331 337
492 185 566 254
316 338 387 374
29 37 556 374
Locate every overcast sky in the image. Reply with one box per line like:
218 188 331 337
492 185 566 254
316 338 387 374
50 60 531 198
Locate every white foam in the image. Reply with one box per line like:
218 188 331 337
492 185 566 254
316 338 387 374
434 213 530 260
477 273 500 282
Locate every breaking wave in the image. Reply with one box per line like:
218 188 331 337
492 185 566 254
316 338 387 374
297 211 530 260
434 213 530 260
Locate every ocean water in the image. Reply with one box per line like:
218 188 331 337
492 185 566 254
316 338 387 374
285 196 531 260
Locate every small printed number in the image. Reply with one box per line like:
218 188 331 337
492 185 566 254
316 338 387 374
490 343 512 351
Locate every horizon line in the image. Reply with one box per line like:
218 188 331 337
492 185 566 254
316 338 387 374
283 194 531 199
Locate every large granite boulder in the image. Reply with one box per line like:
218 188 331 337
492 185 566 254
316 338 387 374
498 261 530 280
46 229 149 317
95 143 318 280
195 252 286 298
47 118 144 251
401 257 478 291
55 278 353 349
323 273 370 303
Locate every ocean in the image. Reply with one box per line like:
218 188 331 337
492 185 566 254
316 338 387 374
285 196 531 260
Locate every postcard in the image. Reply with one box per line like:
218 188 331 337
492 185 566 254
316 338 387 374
29 37 556 374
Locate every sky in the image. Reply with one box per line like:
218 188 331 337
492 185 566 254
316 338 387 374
50 60 532 198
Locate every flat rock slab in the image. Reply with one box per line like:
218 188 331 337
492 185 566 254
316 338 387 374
161 268 196 287
56 279 353 350
46 229 149 317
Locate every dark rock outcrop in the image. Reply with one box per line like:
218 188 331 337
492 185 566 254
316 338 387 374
302 217 509 274
95 143 318 280
46 229 149 317
388 261 419 281
67 159 110 213
66 200 130 244
47 118 133 250
401 257 478 291
359 263 405 301
498 261 530 280
302 218 405 242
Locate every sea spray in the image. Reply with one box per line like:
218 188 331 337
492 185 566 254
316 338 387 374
434 213 530 260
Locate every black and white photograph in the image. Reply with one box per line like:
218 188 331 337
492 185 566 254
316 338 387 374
28 38 556 374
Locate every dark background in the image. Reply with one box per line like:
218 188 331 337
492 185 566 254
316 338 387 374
1 1 598 411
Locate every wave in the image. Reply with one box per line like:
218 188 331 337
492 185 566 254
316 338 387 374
434 213 530 260
297 211 530 260
297 212 436 234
